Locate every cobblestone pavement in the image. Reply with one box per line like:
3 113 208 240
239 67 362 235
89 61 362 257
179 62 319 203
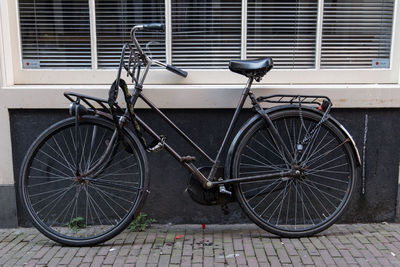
0 223 400 266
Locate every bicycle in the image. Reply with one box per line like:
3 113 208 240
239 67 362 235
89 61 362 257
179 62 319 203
19 23 361 246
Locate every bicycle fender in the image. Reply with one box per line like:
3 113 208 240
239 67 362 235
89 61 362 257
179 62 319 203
224 105 361 180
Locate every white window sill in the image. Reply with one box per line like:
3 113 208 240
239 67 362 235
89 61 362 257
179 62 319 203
1 83 400 109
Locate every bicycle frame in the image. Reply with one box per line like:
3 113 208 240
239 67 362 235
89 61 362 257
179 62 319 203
137 83 294 186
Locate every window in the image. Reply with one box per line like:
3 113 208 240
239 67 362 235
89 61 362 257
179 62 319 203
171 0 242 68
95 0 165 68
13 0 399 84
19 0 91 69
321 0 394 69
247 0 318 69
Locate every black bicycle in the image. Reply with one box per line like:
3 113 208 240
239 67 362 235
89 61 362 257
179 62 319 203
19 23 360 246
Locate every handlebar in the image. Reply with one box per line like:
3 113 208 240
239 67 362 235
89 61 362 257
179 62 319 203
166 64 188 78
130 23 187 79
142 23 165 32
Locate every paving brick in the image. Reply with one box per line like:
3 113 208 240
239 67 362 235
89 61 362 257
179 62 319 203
311 256 326 266
276 248 291 263
1 223 400 267
37 246 61 264
298 250 314 265
58 247 78 265
339 249 357 265
158 254 170 267
365 243 384 257
263 240 277 256
234 238 244 251
345 244 363 258
268 255 282 267
281 239 298 256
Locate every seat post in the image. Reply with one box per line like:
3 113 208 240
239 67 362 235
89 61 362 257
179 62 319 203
243 77 254 95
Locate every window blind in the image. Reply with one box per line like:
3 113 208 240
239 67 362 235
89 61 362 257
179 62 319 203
247 0 318 69
171 0 242 68
19 0 91 69
95 0 165 69
321 0 394 69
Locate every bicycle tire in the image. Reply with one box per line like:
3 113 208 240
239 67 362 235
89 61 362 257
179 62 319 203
19 115 149 246
232 109 357 237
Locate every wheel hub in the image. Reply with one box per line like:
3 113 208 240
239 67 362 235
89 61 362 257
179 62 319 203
292 165 306 180
75 175 88 184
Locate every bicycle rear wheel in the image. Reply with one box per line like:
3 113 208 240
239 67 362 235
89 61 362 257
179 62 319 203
232 109 357 237
19 115 148 246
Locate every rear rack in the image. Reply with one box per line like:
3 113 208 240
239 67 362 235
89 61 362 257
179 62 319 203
257 94 331 108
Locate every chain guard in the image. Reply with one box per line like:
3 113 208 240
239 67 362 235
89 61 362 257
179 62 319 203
187 166 234 206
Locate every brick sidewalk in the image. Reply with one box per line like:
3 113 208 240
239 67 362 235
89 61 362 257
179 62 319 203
0 223 400 266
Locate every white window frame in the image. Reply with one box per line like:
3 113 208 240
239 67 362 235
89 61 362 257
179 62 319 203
2 0 400 86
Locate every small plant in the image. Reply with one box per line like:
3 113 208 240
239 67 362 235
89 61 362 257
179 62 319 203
66 217 86 232
128 212 156 231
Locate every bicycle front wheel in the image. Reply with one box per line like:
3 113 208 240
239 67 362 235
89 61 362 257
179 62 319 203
232 109 357 237
19 115 148 246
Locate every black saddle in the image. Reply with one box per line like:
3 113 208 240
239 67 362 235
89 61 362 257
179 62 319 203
229 57 273 80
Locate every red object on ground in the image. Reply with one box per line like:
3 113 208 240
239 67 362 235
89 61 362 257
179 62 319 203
202 224 206 230
175 234 182 239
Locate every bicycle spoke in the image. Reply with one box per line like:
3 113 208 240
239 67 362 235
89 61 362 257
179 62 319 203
284 118 295 156
89 183 130 213
301 179 343 202
297 182 323 222
301 180 331 217
265 180 293 222
241 153 285 172
301 130 330 164
306 153 346 173
306 162 349 175
88 183 135 204
33 158 73 178
294 182 314 227
87 129 107 169
30 183 74 207
251 135 287 163
46 137 75 174
242 179 277 196
27 177 74 187
260 130 290 167
39 184 76 221
307 171 349 184
89 184 123 221
61 131 77 168
96 163 139 179
252 180 284 210
305 140 349 167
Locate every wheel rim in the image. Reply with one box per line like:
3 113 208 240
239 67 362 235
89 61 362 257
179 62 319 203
235 112 354 233
22 119 144 241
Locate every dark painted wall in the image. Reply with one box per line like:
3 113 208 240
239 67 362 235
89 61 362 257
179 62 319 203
9 108 400 226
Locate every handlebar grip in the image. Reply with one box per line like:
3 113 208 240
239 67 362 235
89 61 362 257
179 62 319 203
142 23 165 32
166 64 188 78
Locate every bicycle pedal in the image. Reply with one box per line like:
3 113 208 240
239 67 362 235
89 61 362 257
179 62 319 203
219 185 232 195
146 136 166 152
